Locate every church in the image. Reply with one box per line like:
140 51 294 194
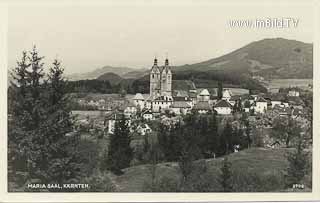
149 57 172 99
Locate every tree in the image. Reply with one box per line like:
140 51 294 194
8 48 81 190
206 113 219 157
217 81 223 100
272 116 301 147
107 115 133 174
220 121 234 155
285 139 309 188
42 58 81 184
244 117 252 148
219 157 233 192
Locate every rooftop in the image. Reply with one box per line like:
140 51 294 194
170 101 192 108
193 101 211 110
215 99 232 108
133 93 144 100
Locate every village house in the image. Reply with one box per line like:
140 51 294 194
152 95 173 112
142 110 153 121
222 89 232 101
254 97 268 114
270 94 284 108
124 103 137 118
273 105 292 117
133 93 145 109
170 96 193 115
136 124 152 136
214 99 232 115
188 90 198 106
107 113 132 134
193 101 211 114
197 89 210 102
288 89 300 97
229 95 241 106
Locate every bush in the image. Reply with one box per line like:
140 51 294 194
232 169 285 192
77 139 100 176
81 171 116 192
142 175 180 192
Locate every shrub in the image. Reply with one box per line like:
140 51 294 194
82 171 116 192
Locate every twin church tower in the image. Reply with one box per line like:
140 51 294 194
149 58 172 99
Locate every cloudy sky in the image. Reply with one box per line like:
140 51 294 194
8 1 314 74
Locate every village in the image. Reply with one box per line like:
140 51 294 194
71 58 312 151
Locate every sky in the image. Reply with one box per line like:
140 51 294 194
8 2 314 74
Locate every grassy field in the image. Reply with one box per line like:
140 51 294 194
108 147 305 192
266 79 312 93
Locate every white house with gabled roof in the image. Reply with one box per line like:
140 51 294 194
214 100 232 115
254 97 268 114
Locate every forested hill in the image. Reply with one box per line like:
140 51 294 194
173 38 312 79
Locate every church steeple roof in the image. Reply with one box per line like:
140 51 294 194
163 58 171 73
151 57 160 73
165 58 169 66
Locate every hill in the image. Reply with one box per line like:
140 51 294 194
107 148 311 192
96 72 123 85
67 66 134 81
65 38 312 93
173 38 313 79
122 68 149 79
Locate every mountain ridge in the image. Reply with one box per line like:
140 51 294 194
67 38 313 82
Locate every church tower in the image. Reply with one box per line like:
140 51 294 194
150 58 161 99
162 58 172 96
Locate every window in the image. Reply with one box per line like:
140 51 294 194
152 74 154 79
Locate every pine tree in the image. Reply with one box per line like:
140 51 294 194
219 157 233 192
11 46 47 180
220 121 234 155
8 48 82 190
207 113 219 157
107 114 133 174
42 58 81 184
244 119 252 148
8 51 32 180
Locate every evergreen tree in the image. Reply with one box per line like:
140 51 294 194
219 157 233 192
107 114 133 174
207 113 219 157
43 58 81 184
220 121 234 155
8 51 32 178
8 48 81 190
244 119 252 148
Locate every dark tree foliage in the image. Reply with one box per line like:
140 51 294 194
172 70 267 93
272 116 302 148
107 115 133 174
285 139 309 188
219 121 234 155
8 47 81 191
217 81 223 100
242 114 252 148
65 79 113 94
219 157 233 192
203 113 219 158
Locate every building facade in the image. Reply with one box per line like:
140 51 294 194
150 58 172 99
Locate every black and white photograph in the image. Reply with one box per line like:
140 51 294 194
1 0 319 201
